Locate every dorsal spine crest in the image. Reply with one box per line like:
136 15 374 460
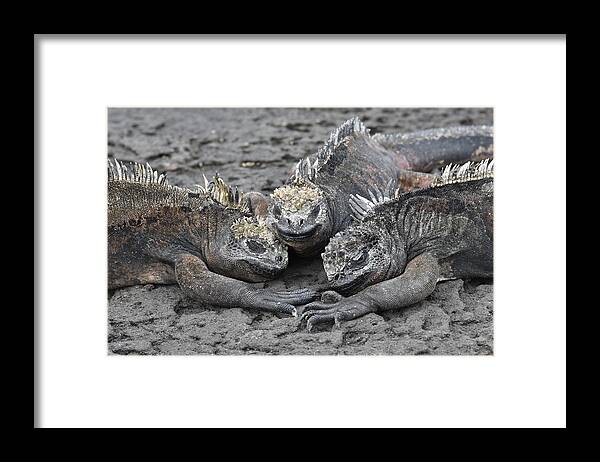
108 158 168 185
348 178 397 222
349 159 494 223
431 158 494 187
291 116 369 184
207 173 248 212
108 159 249 212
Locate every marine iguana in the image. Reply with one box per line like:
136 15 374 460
267 117 493 257
108 159 317 316
300 159 494 330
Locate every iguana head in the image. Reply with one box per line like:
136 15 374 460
268 182 332 256
267 117 370 256
201 175 289 283
321 223 399 296
217 215 288 282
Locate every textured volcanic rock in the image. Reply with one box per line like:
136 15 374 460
108 107 493 355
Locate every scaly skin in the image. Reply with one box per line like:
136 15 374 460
108 160 319 316
301 161 493 330
267 118 493 258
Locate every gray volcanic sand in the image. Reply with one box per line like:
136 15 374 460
108 108 493 355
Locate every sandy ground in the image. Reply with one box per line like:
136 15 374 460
108 108 493 355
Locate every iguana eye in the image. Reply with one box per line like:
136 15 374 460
309 204 321 219
246 239 266 254
352 252 368 265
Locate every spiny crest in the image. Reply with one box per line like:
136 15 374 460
271 183 322 213
291 116 369 184
108 159 248 211
204 173 249 212
348 178 397 222
230 216 278 244
431 158 494 187
348 159 494 223
291 157 319 184
108 159 168 185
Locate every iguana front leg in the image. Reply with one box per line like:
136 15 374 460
175 254 316 316
300 253 440 330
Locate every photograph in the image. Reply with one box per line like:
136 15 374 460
108 107 494 355
36 35 565 428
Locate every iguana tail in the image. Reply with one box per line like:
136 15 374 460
373 125 493 173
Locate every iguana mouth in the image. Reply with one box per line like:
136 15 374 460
239 258 286 282
254 253 287 271
329 274 366 296
276 225 321 242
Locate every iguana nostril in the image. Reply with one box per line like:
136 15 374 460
276 255 283 262
299 219 304 226
247 240 266 254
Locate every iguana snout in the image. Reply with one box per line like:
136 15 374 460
235 254 288 282
271 214 330 257
273 217 321 241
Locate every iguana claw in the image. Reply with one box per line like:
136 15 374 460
300 297 373 331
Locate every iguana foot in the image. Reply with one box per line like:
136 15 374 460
247 288 298 316
300 295 374 331
249 287 322 317
269 287 322 305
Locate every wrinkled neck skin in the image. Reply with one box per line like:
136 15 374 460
194 205 232 269
326 188 354 236
383 227 406 280
365 222 408 289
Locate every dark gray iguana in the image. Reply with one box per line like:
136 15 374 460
300 159 494 330
108 159 317 316
267 117 493 258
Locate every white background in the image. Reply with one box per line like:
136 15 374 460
36 36 566 428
